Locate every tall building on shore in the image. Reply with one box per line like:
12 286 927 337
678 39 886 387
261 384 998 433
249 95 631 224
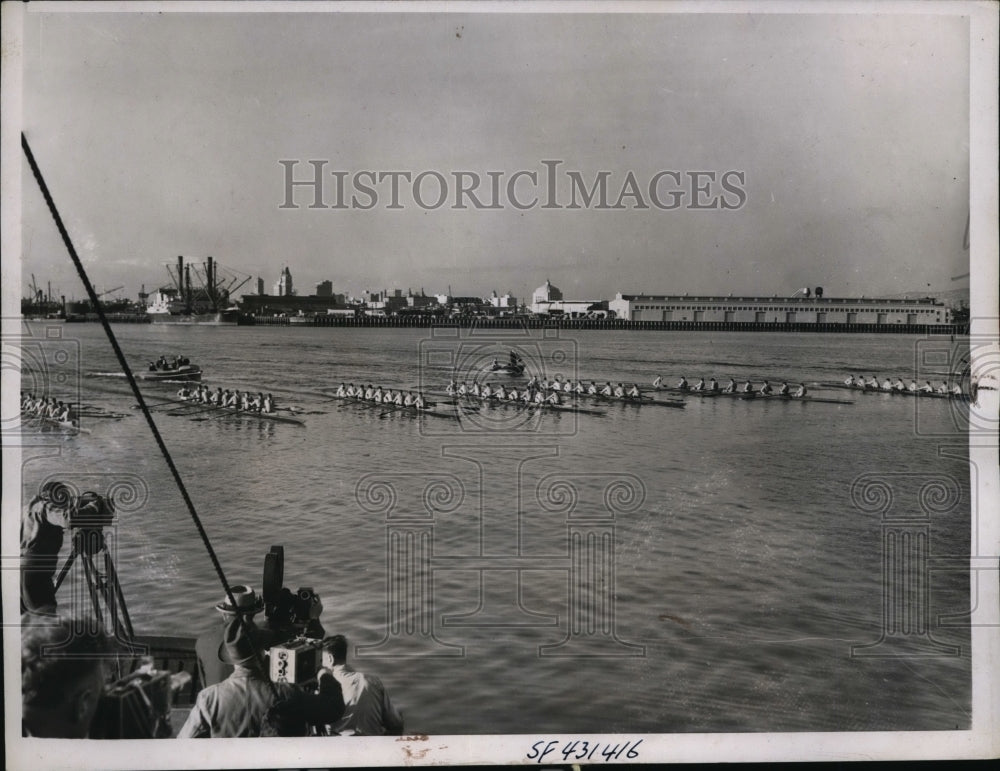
274 267 293 297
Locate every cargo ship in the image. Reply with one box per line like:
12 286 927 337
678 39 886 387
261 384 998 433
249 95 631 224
146 256 249 325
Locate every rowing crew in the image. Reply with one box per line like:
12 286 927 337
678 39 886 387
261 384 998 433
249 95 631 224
654 376 808 397
177 384 276 413
335 383 428 410
843 375 962 396
448 380 568 405
20 392 77 424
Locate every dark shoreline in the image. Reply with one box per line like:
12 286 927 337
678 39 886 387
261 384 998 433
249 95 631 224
42 313 966 334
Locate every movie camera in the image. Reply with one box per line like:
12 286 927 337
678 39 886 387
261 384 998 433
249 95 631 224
261 545 334 685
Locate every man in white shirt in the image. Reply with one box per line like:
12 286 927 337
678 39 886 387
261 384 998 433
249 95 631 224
324 635 404 736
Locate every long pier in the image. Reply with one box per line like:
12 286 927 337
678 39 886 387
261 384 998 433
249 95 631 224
244 315 965 335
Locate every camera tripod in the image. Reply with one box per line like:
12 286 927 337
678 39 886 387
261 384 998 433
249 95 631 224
54 525 137 648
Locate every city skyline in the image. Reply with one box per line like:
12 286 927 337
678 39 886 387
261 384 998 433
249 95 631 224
19 10 970 304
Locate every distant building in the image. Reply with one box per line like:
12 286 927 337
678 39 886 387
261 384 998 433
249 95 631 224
316 280 333 297
530 279 604 317
255 277 265 295
274 267 293 297
532 280 562 306
608 293 952 325
487 291 517 309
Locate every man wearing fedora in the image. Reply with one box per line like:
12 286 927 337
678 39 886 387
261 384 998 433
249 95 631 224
195 585 277 688
179 617 297 738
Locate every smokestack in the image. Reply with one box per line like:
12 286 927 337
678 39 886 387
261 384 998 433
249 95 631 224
185 264 192 301
177 256 184 291
207 256 214 291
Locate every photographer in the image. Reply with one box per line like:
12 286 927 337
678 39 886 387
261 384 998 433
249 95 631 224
323 635 404 736
21 615 110 737
180 618 298 738
20 482 76 615
196 585 276 687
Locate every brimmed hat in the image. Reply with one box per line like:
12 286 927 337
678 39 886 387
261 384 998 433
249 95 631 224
222 617 260 666
215 585 264 615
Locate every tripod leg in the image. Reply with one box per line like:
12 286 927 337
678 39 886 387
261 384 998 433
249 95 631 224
103 546 135 641
80 552 104 622
53 540 80 592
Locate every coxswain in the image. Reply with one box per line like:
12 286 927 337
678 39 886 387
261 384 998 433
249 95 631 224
626 383 641 398
724 378 737 393
613 383 625 399
760 380 773 396
692 378 705 392
676 376 689 391
844 375 856 386
545 390 561 406
414 393 426 410
587 381 599 395
652 375 663 388
600 382 613 397
794 383 808 398
920 380 934 393
708 377 720 393
778 381 790 396
263 394 275 414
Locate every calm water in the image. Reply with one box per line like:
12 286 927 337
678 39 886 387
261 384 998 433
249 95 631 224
19 323 972 733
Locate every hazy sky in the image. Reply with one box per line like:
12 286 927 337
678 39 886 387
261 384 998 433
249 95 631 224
20 8 969 302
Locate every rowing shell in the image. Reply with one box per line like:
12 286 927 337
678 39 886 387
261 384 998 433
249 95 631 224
443 392 606 417
324 392 459 420
169 397 305 425
734 393 854 405
570 391 686 409
20 413 92 434
814 382 967 400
